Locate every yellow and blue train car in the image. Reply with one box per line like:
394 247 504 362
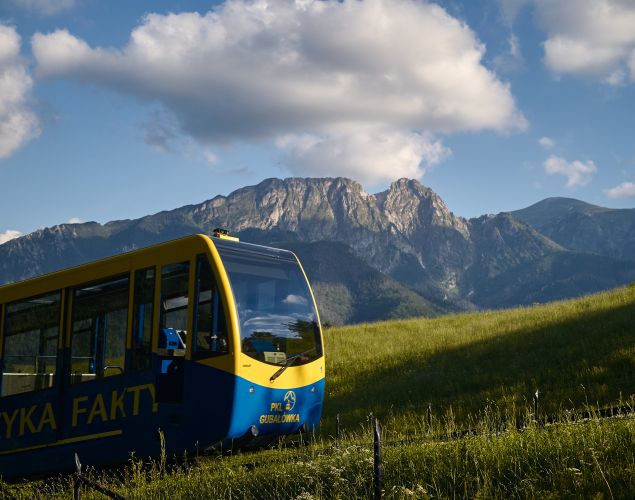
0 233 325 479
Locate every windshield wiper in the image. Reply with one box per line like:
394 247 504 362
269 348 316 382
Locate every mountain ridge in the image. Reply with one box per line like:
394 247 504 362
512 197 635 260
1 177 633 324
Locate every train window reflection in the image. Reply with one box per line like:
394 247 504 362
193 255 228 357
71 276 129 383
160 261 190 338
217 249 321 366
1 292 60 396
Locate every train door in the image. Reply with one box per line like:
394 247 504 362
60 275 132 444
156 261 192 404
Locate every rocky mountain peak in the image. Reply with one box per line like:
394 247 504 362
189 176 385 241
375 177 469 239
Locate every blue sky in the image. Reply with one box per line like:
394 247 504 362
1 0 634 243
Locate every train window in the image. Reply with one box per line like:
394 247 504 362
71 276 129 384
218 249 322 367
1 291 61 397
131 267 155 371
160 262 190 340
193 255 228 358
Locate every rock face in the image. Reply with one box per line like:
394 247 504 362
1 177 633 324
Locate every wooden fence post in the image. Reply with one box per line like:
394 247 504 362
374 418 382 500
74 453 82 500
72 453 127 500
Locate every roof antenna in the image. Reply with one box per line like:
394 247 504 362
213 228 239 242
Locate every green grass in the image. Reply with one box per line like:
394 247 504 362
3 284 635 498
325 283 635 432
5 416 635 499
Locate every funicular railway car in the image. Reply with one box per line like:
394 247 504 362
0 233 325 479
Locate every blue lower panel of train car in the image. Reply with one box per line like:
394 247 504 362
0 359 323 479
0 362 234 479
226 374 325 442
182 361 325 448
0 370 165 479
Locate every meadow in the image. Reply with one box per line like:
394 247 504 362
325 282 635 433
3 283 635 498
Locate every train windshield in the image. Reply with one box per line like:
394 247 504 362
217 246 322 366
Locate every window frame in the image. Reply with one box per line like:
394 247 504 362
128 266 156 372
192 254 229 360
0 290 63 398
216 247 322 367
68 273 131 385
158 261 191 332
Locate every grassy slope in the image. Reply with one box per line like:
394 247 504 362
4 284 635 498
325 283 635 431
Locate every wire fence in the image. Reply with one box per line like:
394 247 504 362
341 395 635 499
73 454 125 500
5 392 634 500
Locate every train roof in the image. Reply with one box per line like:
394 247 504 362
0 233 297 303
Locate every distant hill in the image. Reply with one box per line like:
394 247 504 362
1 178 633 324
284 241 442 325
472 251 635 308
512 197 635 260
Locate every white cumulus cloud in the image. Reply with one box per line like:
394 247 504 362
67 217 82 224
277 130 450 185
537 0 635 84
544 155 597 189
0 24 40 160
0 229 23 244
31 0 525 182
605 181 635 199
